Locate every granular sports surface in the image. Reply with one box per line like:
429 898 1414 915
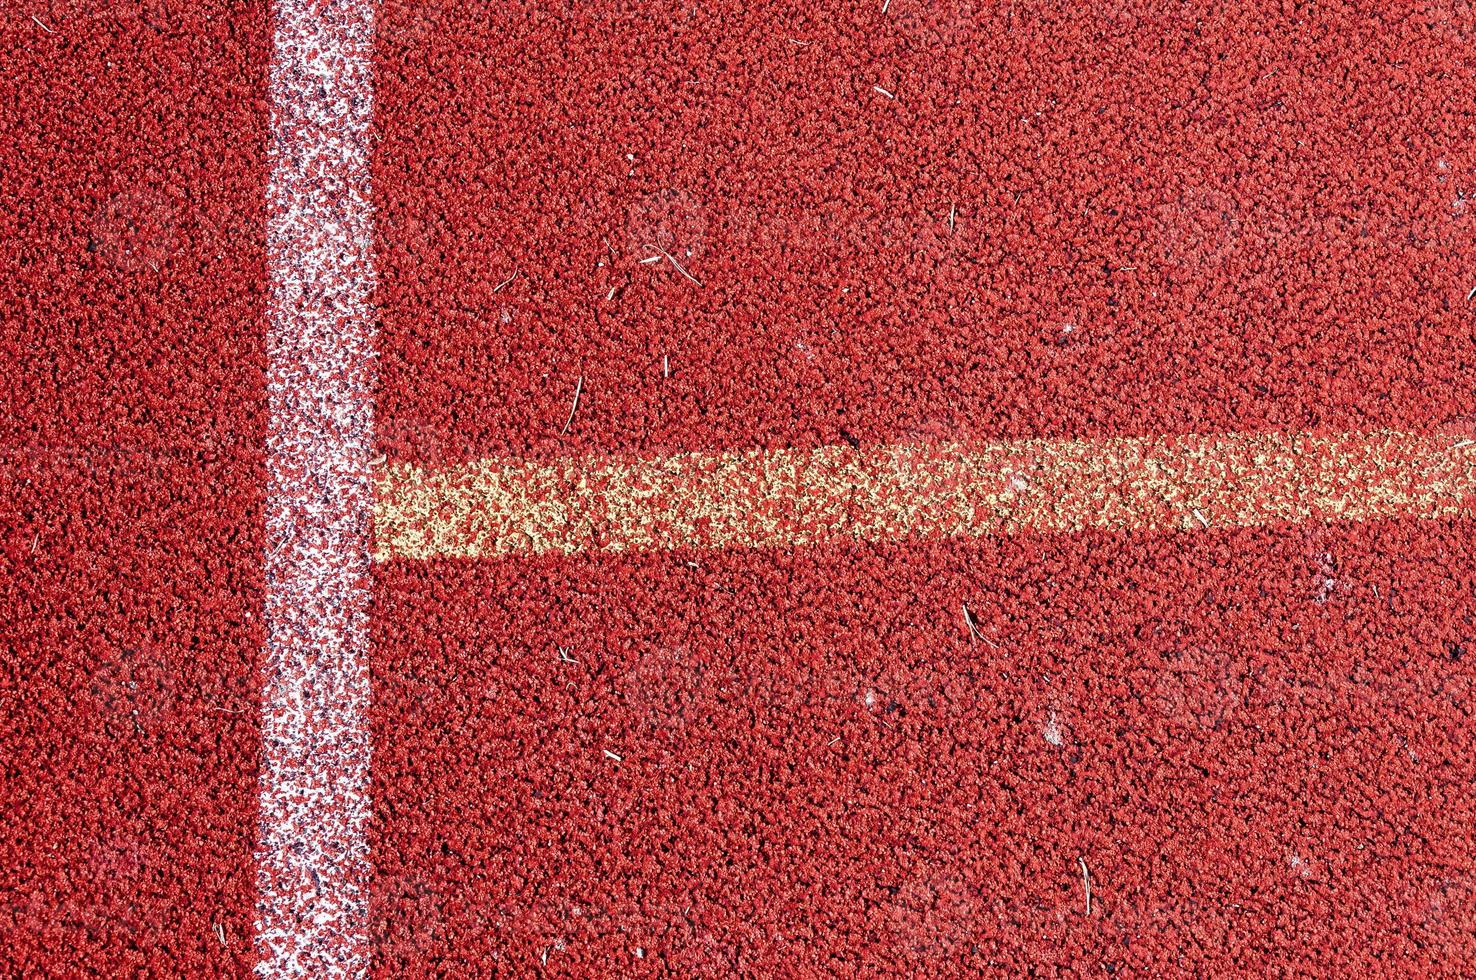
2 1 1473 976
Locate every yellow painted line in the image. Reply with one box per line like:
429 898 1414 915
373 429 1476 561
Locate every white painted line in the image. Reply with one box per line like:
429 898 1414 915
256 0 376 975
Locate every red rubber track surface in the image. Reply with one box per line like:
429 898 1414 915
0 4 267 974
375 0 1475 464
0 0 1472 975
372 1 1476 976
374 520 1476 976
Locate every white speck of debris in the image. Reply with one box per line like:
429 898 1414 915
1043 710 1064 746
1079 857 1092 915
873 85 895 99
642 243 703 286
603 749 623 761
560 374 584 435
864 689 877 709
1287 853 1313 878
499 309 512 324
635 947 646 959
1061 322 1075 335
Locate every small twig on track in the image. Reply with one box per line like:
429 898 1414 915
560 375 583 435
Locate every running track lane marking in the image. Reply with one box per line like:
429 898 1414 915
258 0 375 975
374 430 1475 560
242 5 1476 971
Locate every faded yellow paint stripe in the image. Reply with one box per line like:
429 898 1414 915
373 430 1476 561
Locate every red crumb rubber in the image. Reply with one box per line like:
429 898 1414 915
374 520 1476 976
0 5 268 975
371 0 1476 977
375 0 1475 464
1 0 1473 976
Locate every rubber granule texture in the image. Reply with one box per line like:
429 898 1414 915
369 1 1476 977
1 0 1474 977
0 4 268 975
